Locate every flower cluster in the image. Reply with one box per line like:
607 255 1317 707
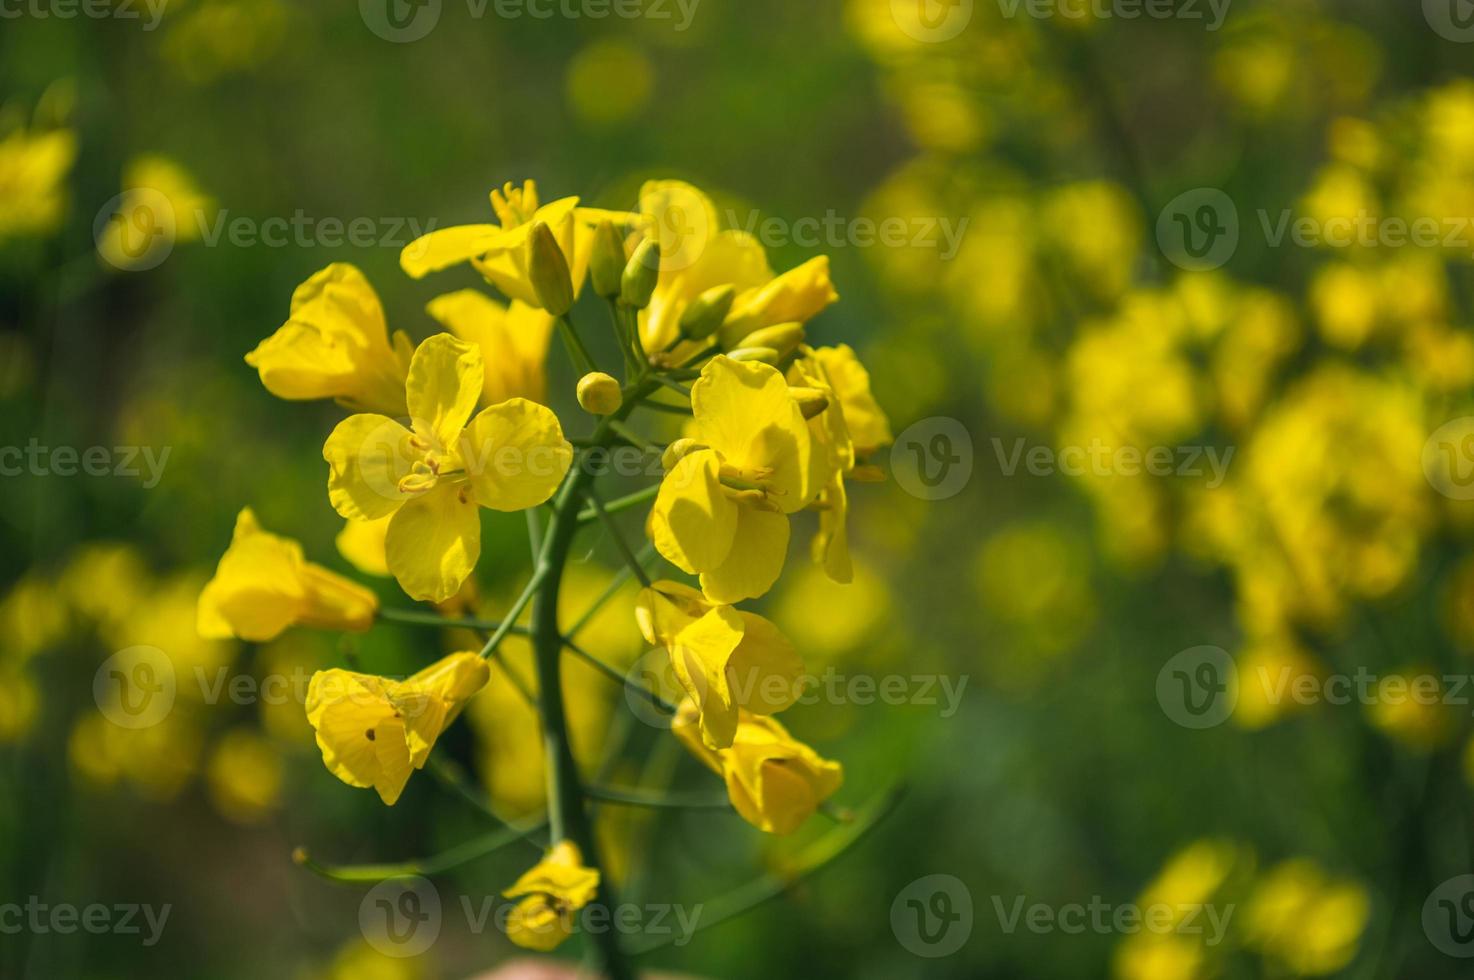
197 177 892 960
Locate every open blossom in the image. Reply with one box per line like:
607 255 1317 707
673 699 843 835
245 263 414 417
399 178 638 311
635 580 804 748
323 333 573 602
650 355 816 603
426 288 555 404
0 122 76 240
306 652 489 805
197 508 377 642
789 343 892 583
502 841 601 951
637 180 840 353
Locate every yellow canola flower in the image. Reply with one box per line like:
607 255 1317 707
400 179 637 311
636 180 839 353
305 651 489 805
426 289 554 405
198 508 378 642
650 356 815 603
0 124 77 240
323 333 573 602
635 580 804 749
206 727 284 825
503 840 601 951
1244 860 1369 976
788 344 892 584
673 699 842 835
246 264 414 417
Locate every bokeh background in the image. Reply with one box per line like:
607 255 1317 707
6 0 1474 976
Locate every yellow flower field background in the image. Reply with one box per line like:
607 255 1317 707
5 1 1474 977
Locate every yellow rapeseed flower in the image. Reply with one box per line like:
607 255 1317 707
323 333 573 602
426 289 554 405
246 263 414 416
503 840 601 951
673 699 842 835
635 580 804 748
198 508 378 642
305 651 489 805
650 356 815 603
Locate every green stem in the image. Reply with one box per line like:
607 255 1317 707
563 636 674 715
584 785 731 810
526 385 657 980
558 313 598 376
575 484 660 524
478 569 544 660
378 607 529 635
293 820 545 883
566 540 656 639
584 487 653 588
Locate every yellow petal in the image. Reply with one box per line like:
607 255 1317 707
650 449 738 575
671 605 745 748
305 669 413 804
814 344 892 454
699 505 789 604
814 471 852 584
730 611 804 716
463 398 573 511
406 334 483 450
693 356 813 509
336 516 391 577
323 414 418 521
385 483 482 602
400 223 503 279
426 290 555 404
722 255 838 345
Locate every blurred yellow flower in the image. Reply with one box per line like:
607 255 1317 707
1244 860 1369 976
503 840 601 952
0 123 76 240
426 289 554 405
336 516 391 578
95 154 212 270
199 508 378 642
566 39 654 127
246 263 414 417
206 727 284 824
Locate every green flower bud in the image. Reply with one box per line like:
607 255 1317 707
576 372 623 415
620 239 661 310
590 220 627 300
725 346 781 365
679 284 737 340
788 385 830 420
733 322 805 358
526 221 575 317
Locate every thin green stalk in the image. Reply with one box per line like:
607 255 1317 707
525 508 543 564
478 569 545 661
651 374 691 398
584 785 731 811
584 487 653 588
575 484 660 524
557 313 598 376
634 399 693 417
566 540 656 639
294 820 546 883
625 786 905 955
378 607 529 635
563 636 675 715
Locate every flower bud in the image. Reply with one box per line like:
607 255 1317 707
662 438 705 470
733 322 805 359
725 346 781 365
576 372 622 415
590 220 627 300
679 283 737 340
526 220 574 316
788 385 830 420
620 239 661 309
